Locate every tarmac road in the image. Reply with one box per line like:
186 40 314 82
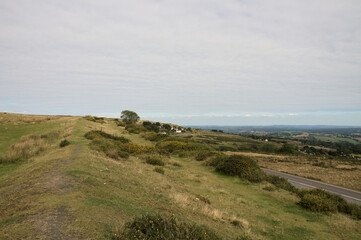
262 168 361 205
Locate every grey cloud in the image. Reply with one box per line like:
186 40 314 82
0 0 360 123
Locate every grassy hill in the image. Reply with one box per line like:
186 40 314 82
0 112 360 239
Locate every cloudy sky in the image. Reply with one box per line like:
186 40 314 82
1 0 360 125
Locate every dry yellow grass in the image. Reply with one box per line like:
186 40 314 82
253 154 361 191
0 112 60 123
0 132 60 163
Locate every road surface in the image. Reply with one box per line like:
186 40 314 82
261 168 361 205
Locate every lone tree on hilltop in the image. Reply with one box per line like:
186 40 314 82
121 110 140 124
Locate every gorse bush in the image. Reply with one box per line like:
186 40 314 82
84 130 130 143
298 188 361 219
298 189 338 213
215 155 265 183
113 214 222 240
156 141 211 154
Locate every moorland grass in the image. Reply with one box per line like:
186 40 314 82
0 113 360 240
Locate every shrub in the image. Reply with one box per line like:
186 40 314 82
84 130 129 143
278 143 296 154
194 151 214 161
125 124 148 134
144 155 165 166
59 139 70 148
298 189 361 219
266 175 299 194
206 154 228 167
215 155 265 182
113 214 222 240
84 115 105 123
298 189 338 213
154 167 165 174
141 132 169 142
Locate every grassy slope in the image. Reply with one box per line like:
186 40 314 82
0 114 360 239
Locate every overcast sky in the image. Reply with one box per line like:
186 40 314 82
1 0 360 125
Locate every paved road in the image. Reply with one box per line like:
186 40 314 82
261 168 361 205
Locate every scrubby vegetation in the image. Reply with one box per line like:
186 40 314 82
154 167 165 174
265 175 299 194
144 154 165 166
85 130 130 143
298 189 361 219
84 115 105 123
209 154 265 183
113 214 222 240
59 139 70 148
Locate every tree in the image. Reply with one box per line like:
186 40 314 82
121 110 140 124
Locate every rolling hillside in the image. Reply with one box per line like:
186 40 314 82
0 112 360 239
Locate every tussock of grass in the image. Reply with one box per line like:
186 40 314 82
0 132 59 164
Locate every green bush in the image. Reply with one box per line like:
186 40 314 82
266 175 299 194
125 124 148 134
144 155 165 166
59 139 70 148
113 214 222 240
298 188 361 219
84 130 129 143
141 132 169 142
194 151 215 161
278 143 296 154
154 167 165 174
215 155 265 182
206 154 228 167
298 189 338 213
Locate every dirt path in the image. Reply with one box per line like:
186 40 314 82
31 145 83 240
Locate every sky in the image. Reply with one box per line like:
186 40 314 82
0 0 360 126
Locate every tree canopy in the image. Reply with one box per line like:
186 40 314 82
121 110 140 124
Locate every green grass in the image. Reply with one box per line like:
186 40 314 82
0 113 360 239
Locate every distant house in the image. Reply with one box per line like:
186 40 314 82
176 130 182 133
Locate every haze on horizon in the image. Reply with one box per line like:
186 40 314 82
1 0 360 126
